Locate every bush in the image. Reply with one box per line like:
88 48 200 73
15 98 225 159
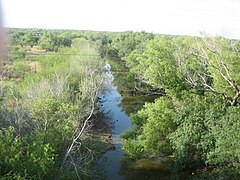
8 62 31 79
0 127 55 179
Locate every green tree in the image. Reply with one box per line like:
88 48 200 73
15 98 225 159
122 35 240 178
122 97 177 159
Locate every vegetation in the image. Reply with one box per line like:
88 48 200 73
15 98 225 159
121 35 240 178
1 28 240 179
1 30 107 179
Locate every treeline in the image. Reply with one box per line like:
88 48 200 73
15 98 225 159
7 29 157 94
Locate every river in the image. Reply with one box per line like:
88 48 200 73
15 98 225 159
97 64 174 180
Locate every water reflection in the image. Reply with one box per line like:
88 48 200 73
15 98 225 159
97 85 130 180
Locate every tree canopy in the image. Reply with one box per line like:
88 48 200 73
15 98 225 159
122 34 240 178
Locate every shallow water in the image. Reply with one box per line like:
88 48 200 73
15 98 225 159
97 85 130 180
97 64 174 180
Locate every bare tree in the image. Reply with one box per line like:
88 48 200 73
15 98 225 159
177 36 240 106
60 67 104 179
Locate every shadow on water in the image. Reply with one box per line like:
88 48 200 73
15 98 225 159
120 94 159 115
96 63 174 180
120 158 175 180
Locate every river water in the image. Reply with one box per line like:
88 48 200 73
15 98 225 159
97 64 174 180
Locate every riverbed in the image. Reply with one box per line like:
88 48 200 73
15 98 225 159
96 64 174 180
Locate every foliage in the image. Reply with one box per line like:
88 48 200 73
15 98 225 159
8 46 26 61
122 34 240 178
1 32 105 179
122 97 177 159
206 105 240 174
108 31 154 58
7 61 31 79
38 31 72 51
8 28 41 47
0 126 55 179
126 36 189 97
169 94 225 173
5 28 240 179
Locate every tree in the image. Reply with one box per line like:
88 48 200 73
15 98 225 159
122 97 177 159
176 36 240 106
122 35 240 178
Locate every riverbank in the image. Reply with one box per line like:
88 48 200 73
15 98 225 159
90 113 115 152
94 62 177 180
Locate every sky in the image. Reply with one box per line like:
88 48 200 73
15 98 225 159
1 0 240 39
